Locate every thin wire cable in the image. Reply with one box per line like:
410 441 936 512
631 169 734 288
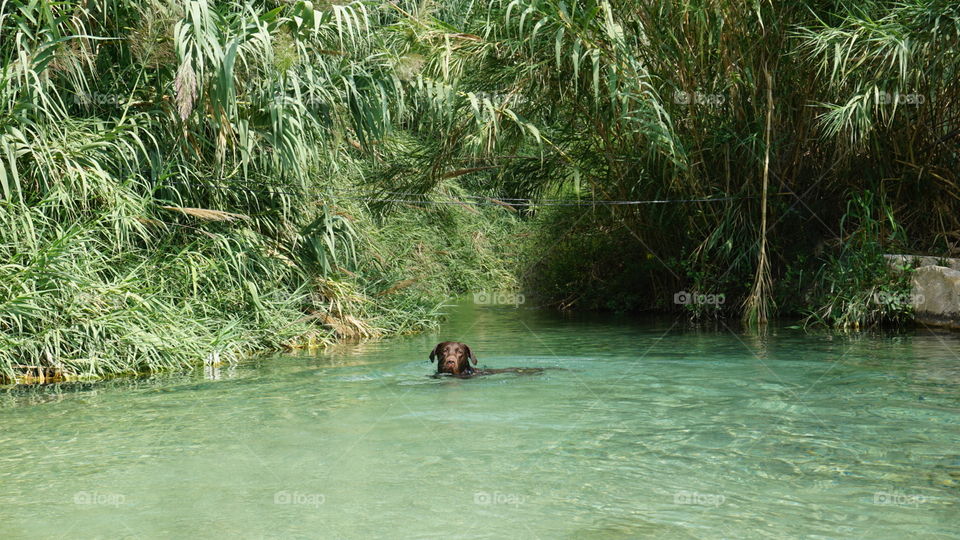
162 179 303 197
159 179 766 207
325 195 743 206
328 188 586 202
329 187 794 203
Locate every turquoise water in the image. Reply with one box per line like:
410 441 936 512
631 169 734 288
2 302 959 539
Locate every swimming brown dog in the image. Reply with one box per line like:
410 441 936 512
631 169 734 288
429 341 477 376
429 342 547 378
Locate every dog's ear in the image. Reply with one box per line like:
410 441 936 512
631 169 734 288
429 342 443 363
464 345 477 366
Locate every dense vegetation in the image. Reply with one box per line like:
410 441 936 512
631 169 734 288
0 0 518 382
2 0 957 382
385 0 959 325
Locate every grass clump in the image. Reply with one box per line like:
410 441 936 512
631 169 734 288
802 192 915 329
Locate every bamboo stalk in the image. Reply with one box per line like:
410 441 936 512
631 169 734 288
744 65 774 326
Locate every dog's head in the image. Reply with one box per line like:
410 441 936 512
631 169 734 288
429 341 477 375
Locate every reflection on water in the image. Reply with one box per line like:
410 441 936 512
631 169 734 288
1 301 959 539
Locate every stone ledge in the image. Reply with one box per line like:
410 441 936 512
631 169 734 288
911 265 960 330
884 254 960 271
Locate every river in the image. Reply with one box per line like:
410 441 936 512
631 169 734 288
2 301 959 538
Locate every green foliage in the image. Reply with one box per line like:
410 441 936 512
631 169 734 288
377 0 958 322
804 191 915 329
0 0 516 383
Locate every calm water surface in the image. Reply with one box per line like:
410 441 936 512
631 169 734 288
2 302 959 539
